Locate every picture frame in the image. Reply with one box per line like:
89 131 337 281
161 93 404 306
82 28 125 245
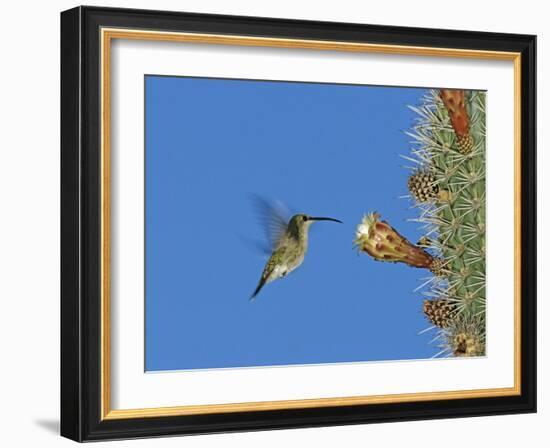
60 5 536 442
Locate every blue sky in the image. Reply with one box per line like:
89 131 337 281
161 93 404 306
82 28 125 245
145 75 434 371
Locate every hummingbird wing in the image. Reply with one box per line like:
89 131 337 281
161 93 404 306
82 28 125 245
237 234 272 256
250 195 290 250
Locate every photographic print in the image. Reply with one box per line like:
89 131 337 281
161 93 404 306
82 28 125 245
61 8 536 440
144 76 486 372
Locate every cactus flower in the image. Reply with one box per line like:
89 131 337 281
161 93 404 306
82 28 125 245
354 212 434 269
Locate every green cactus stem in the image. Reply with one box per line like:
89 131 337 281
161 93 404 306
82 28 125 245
406 89 486 357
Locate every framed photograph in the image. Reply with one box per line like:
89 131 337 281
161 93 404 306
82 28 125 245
60 6 536 442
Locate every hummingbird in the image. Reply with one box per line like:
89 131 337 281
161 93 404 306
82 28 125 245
250 198 342 300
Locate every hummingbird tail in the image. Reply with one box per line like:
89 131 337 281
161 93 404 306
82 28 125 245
250 276 267 300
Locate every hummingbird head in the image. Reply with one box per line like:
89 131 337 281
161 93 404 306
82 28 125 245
288 214 342 234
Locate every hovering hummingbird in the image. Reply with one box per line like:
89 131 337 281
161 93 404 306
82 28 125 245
250 198 342 300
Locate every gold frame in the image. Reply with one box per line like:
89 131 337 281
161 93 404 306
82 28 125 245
100 27 522 421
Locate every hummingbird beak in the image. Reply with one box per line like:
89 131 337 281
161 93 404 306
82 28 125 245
308 216 343 223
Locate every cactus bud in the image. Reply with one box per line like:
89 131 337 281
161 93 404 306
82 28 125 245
408 171 439 202
440 89 474 155
448 316 486 357
408 171 450 203
429 257 448 277
423 299 456 328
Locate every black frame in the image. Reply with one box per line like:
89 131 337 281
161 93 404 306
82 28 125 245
61 5 536 442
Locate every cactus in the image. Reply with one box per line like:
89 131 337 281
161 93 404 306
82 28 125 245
354 89 486 358
407 89 486 357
